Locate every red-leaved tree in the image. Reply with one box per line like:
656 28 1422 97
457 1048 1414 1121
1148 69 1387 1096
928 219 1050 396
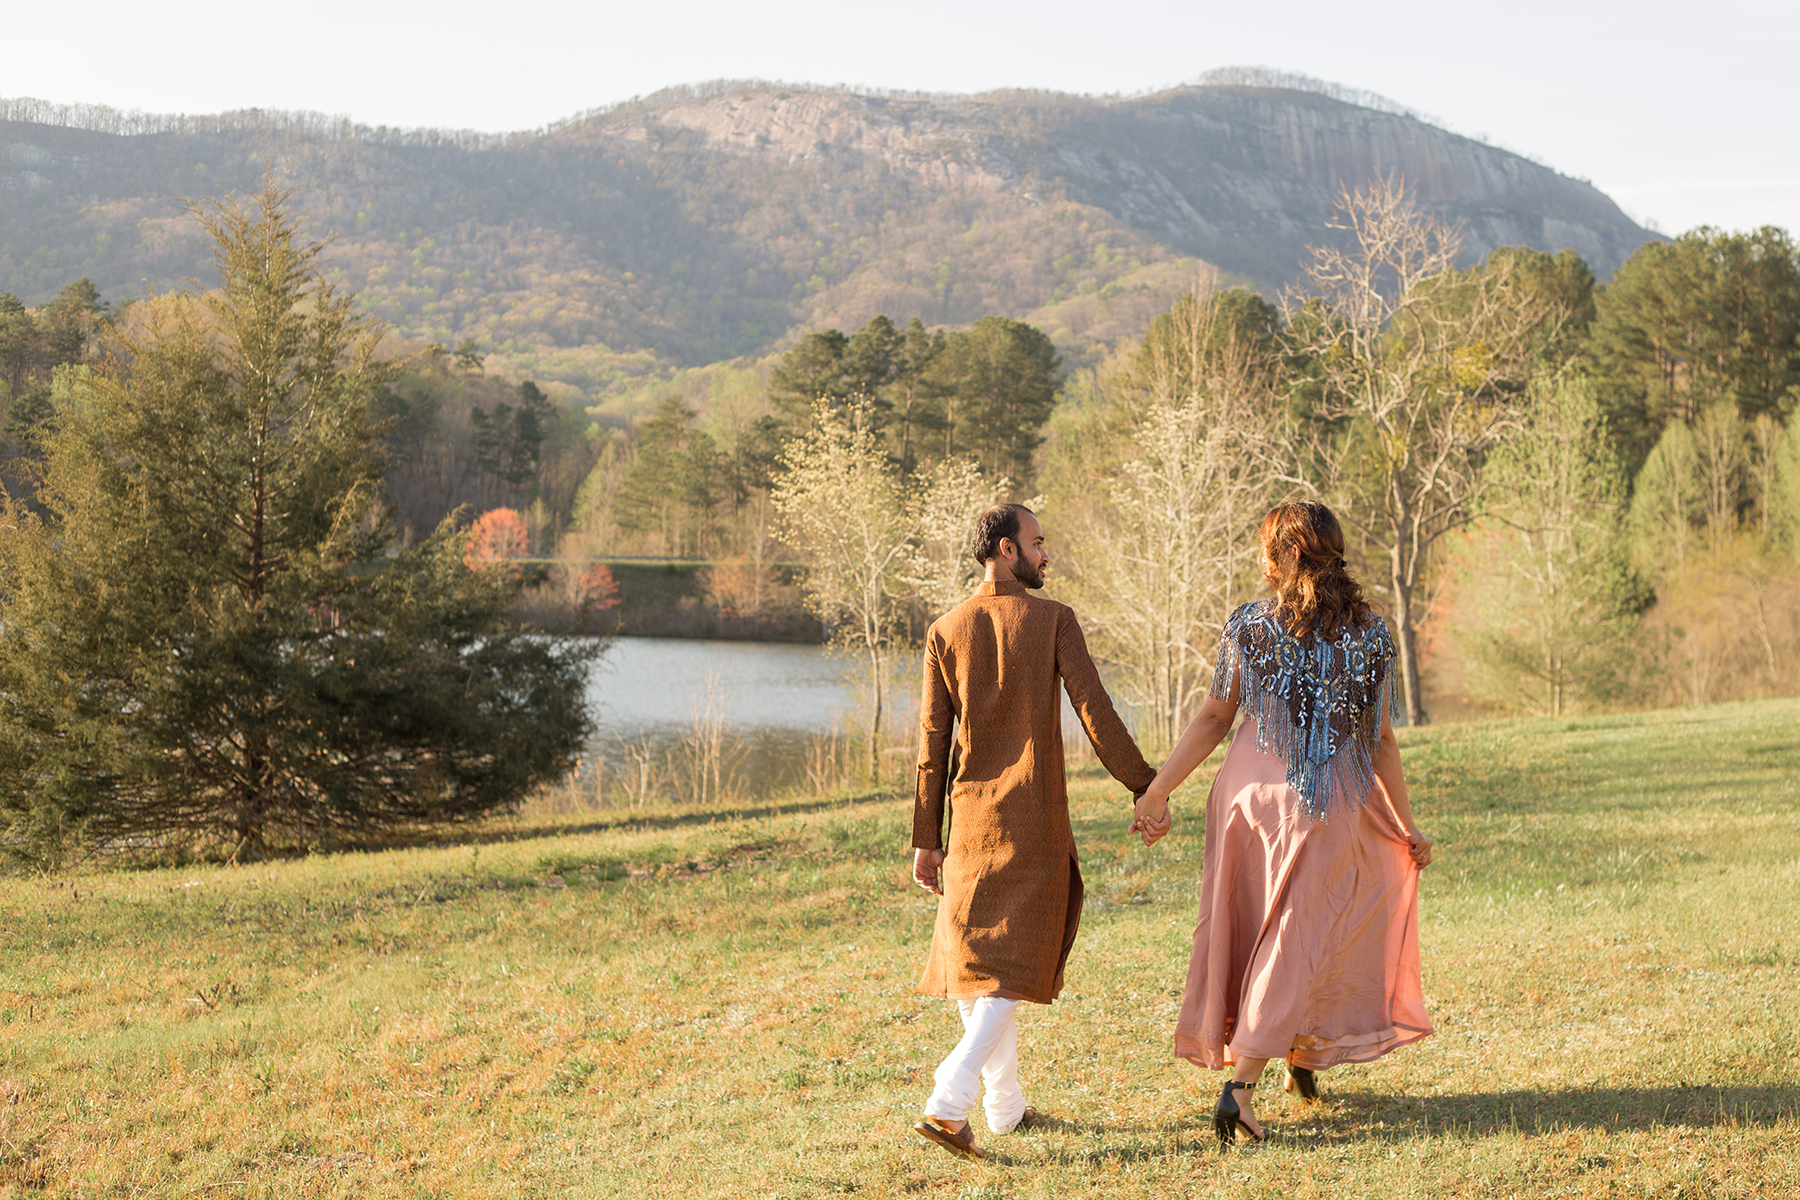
575 562 621 612
465 508 529 569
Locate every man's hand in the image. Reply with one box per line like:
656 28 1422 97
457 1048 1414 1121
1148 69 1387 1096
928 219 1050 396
1131 791 1172 847
913 847 946 895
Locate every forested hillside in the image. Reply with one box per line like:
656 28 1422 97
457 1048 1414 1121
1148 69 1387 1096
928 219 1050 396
0 74 1653 404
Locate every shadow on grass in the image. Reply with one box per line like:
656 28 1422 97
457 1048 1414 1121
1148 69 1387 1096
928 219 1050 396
1013 1084 1798 1163
1339 1082 1800 1139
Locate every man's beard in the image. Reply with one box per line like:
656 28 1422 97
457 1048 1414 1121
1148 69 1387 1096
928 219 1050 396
1014 556 1045 589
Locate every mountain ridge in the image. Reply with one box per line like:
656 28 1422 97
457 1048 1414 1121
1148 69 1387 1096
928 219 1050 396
0 78 1655 403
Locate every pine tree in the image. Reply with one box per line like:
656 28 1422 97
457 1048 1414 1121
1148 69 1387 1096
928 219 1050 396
1588 228 1800 467
0 180 594 863
942 316 1059 485
611 397 720 556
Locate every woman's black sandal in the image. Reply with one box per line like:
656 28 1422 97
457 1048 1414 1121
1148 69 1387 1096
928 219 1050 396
1285 1062 1319 1100
1213 1080 1265 1147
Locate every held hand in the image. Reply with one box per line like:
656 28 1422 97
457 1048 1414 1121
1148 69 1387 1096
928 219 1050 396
1132 792 1172 847
1406 828 1433 870
913 847 946 895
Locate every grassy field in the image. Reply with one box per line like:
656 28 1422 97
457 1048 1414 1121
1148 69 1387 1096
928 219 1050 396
2 699 1798 1198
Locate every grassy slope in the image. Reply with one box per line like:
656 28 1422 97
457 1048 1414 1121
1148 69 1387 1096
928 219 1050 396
2 699 1797 1198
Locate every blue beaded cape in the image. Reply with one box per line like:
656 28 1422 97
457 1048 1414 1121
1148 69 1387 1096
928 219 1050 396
1209 599 1402 822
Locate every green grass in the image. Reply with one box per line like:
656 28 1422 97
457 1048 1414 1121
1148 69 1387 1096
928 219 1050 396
2 699 1798 1197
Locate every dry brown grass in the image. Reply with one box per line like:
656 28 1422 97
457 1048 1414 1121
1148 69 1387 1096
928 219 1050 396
2 699 1798 1197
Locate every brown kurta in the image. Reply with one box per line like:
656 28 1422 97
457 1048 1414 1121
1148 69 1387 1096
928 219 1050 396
913 580 1156 1004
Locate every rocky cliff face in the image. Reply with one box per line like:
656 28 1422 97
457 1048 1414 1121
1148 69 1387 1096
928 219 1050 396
590 83 1651 285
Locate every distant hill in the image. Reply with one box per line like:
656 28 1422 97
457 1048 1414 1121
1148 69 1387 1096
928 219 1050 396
0 77 1655 404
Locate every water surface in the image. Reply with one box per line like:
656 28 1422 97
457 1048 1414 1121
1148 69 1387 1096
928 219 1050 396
574 636 916 804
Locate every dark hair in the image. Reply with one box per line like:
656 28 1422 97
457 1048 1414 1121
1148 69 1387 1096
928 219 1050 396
1258 501 1373 639
970 503 1035 566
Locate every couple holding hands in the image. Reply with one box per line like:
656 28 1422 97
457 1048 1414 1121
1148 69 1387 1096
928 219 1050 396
908 501 1434 1159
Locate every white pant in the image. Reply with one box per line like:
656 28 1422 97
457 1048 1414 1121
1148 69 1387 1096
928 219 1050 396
923 997 1027 1133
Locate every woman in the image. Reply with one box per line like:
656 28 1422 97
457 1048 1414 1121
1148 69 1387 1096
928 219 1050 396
1135 501 1434 1147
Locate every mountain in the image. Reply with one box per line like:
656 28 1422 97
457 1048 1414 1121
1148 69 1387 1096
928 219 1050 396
0 78 1655 403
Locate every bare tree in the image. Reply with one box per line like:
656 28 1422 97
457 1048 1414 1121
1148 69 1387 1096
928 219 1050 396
903 456 1012 619
771 401 921 780
1055 285 1284 748
1290 179 1570 724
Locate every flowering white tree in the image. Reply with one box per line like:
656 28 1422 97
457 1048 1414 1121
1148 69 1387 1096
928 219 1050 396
903 456 1011 619
1055 285 1285 748
772 402 921 780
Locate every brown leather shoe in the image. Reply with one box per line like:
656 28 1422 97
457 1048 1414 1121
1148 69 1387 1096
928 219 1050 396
1011 1107 1044 1131
912 1116 986 1160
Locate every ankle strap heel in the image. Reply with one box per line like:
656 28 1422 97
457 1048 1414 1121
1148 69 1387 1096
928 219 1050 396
1213 1079 1264 1147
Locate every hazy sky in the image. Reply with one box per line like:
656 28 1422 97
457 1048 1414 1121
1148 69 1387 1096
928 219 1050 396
8 0 1795 239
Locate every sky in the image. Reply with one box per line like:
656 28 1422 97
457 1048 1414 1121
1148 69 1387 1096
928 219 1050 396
6 0 1796 239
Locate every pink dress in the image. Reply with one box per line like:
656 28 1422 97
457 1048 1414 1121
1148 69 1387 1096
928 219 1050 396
1173 602 1433 1071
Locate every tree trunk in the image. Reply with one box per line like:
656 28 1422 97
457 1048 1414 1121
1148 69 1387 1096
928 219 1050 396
900 389 914 477
1390 549 1427 726
236 728 270 853
868 643 883 782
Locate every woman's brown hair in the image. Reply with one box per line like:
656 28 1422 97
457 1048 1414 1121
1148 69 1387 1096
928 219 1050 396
1258 501 1373 639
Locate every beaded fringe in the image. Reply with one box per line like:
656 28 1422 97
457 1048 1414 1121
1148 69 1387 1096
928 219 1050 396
1210 618 1402 823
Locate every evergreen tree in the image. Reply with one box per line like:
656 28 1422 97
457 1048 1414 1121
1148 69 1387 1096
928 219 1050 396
471 379 556 487
1125 287 1280 417
0 293 40 402
844 314 901 396
767 320 906 439
889 317 949 476
0 181 594 862
39 277 107 364
611 396 720 556
1589 228 1800 466
767 328 856 429
1454 377 1651 716
942 315 1059 485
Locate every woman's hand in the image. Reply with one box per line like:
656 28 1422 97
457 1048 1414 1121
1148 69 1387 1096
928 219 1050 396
1132 790 1172 847
1406 827 1433 869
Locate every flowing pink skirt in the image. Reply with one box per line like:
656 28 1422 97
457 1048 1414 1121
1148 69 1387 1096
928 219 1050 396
1173 721 1433 1071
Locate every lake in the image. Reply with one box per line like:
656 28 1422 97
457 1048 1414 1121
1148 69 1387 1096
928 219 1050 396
586 636 865 732
573 636 921 804
570 635 1099 807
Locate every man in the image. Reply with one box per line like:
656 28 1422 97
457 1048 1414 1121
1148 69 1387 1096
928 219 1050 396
909 503 1170 1160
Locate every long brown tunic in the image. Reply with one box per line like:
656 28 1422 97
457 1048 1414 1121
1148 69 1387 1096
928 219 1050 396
912 580 1157 1004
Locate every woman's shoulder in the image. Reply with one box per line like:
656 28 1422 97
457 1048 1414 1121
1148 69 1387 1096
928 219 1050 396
1222 600 1281 648
1347 612 1397 655
1224 599 1273 630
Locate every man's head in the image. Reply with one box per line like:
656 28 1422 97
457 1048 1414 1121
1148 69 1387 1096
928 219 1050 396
971 503 1048 589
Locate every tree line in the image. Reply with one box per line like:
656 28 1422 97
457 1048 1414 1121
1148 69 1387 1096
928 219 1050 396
762 181 1800 757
